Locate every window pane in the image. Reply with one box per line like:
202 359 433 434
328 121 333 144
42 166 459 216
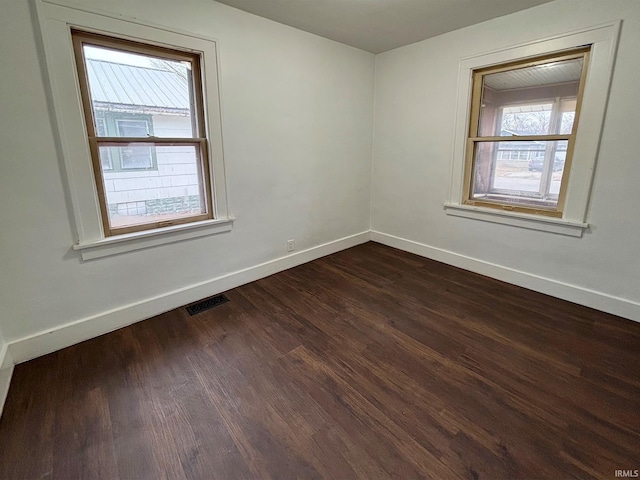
478 57 584 137
559 99 577 134
119 144 153 170
117 119 149 137
99 143 207 229
500 103 552 136
472 140 568 208
83 44 196 138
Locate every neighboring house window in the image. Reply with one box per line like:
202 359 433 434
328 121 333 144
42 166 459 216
71 30 213 236
95 113 157 171
116 119 154 169
463 48 589 217
445 22 620 237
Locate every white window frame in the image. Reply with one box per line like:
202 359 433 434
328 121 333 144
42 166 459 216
445 21 620 237
35 0 232 260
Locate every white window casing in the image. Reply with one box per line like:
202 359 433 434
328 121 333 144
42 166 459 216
35 0 232 259
445 21 621 237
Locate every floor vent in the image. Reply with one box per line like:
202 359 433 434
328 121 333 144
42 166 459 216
186 294 230 316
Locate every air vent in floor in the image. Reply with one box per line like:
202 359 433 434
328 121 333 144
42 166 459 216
186 294 230 316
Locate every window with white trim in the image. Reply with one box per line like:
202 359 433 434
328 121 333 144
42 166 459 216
35 1 232 259
446 22 620 237
463 48 589 217
72 30 213 236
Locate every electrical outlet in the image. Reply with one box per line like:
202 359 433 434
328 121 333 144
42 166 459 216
287 239 295 252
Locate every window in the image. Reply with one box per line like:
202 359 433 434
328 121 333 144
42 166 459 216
446 22 620 237
95 113 158 171
116 119 153 170
116 120 154 170
463 48 589 217
36 1 231 259
72 30 213 236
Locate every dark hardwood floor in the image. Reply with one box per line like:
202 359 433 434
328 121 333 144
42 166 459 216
0 242 639 479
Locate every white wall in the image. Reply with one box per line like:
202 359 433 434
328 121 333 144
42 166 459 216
0 0 374 348
371 0 640 317
2 0 638 370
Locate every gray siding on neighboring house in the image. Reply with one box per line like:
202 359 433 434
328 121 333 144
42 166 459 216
85 58 203 218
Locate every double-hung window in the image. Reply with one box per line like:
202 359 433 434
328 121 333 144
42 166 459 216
464 48 589 217
36 0 231 259
35 0 233 260
72 31 213 236
446 22 620 236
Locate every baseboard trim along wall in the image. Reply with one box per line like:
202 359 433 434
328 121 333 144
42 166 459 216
6 229 639 369
370 230 640 323
0 343 15 418
7 231 370 365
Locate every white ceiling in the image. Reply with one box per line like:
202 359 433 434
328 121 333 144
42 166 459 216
214 0 557 54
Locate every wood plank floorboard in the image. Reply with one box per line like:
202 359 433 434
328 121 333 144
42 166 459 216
0 242 638 479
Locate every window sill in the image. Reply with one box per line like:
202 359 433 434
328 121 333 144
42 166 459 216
73 217 234 260
444 203 587 237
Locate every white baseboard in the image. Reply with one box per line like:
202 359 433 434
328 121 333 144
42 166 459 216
7 228 638 369
0 343 14 419
370 230 640 323
8 231 370 365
